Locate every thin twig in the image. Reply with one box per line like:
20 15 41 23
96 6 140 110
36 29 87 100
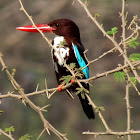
86 94 110 131
0 129 15 140
80 61 140 83
66 89 74 99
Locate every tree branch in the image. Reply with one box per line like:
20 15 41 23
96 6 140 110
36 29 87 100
0 53 68 140
83 130 140 137
0 61 139 100
121 1 131 139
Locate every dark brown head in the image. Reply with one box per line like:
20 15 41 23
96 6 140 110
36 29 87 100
48 19 81 41
16 19 81 42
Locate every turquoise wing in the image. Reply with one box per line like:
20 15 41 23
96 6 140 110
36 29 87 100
73 44 89 79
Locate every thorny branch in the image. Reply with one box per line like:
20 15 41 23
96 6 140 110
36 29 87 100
0 61 139 100
83 130 140 137
0 0 140 140
0 53 68 140
121 1 131 140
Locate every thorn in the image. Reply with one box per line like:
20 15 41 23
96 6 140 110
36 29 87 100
40 104 50 112
72 0 75 5
45 127 50 135
47 89 57 99
35 83 39 92
66 89 74 99
45 79 49 98
0 93 1 104
107 129 112 133
84 49 88 54
89 82 92 87
22 99 27 106
37 129 45 140
1 66 7 71
20 7 23 11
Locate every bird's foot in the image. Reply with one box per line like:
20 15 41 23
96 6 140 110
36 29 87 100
58 84 63 91
71 77 75 83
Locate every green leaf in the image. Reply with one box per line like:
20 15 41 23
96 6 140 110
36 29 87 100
5 126 15 133
112 27 118 33
60 75 72 85
75 87 89 99
66 63 85 79
59 39 68 46
75 72 84 79
0 110 4 113
83 88 89 94
95 106 105 113
128 38 140 49
19 134 32 140
69 63 76 70
66 63 76 72
75 87 84 95
130 53 140 61
84 0 88 5
81 92 85 100
94 13 100 18
11 69 16 76
76 88 84 98
74 67 84 78
114 72 126 83
106 27 118 35
60 62 86 85
130 77 137 85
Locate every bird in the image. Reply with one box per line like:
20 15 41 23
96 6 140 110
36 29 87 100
17 19 95 119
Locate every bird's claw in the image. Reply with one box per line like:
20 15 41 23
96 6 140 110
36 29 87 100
58 84 63 91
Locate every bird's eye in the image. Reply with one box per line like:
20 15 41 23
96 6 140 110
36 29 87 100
54 23 59 27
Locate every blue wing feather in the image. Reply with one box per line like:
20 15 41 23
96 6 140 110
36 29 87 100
73 44 89 79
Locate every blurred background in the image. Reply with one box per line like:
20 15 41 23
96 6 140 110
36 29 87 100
0 0 140 140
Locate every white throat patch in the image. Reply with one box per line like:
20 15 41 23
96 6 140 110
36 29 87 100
52 36 70 66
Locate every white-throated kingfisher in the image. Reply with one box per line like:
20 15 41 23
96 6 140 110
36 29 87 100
17 19 95 119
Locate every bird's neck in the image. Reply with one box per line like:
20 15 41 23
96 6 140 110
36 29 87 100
52 35 70 66
53 35 66 48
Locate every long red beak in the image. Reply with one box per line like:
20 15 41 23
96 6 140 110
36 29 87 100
16 24 55 33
